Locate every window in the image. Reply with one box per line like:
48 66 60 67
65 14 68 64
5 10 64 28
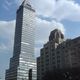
52 53 55 56
52 61 55 64
57 51 60 54
53 66 56 69
57 56 60 58
57 64 60 68
57 59 60 63
53 57 55 59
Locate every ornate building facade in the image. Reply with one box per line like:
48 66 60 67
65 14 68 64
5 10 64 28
37 29 80 80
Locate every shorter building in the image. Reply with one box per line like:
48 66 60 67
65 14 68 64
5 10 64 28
37 29 80 80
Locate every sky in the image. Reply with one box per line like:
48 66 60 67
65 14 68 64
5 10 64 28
0 0 80 79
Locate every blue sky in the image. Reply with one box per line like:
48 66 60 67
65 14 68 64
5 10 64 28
0 0 18 21
0 0 80 79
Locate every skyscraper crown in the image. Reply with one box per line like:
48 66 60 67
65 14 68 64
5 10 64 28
23 0 30 5
20 0 35 12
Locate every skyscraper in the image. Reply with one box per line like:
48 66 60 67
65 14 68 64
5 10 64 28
5 0 36 80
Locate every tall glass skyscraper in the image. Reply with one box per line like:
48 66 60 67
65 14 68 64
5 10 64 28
5 0 36 80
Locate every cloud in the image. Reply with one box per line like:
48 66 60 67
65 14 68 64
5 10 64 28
36 17 65 42
17 0 80 21
3 0 12 10
3 0 18 11
35 17 65 56
30 0 80 21
0 20 15 53
0 20 15 80
0 18 65 57
1 0 67 57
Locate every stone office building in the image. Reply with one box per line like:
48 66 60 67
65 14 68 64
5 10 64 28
37 29 80 80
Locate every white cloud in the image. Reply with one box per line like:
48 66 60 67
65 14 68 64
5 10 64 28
36 17 65 42
0 20 15 53
3 0 19 11
0 18 65 57
0 44 7 51
30 0 80 21
17 0 80 21
0 21 15 80
35 17 65 56
1 0 68 57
